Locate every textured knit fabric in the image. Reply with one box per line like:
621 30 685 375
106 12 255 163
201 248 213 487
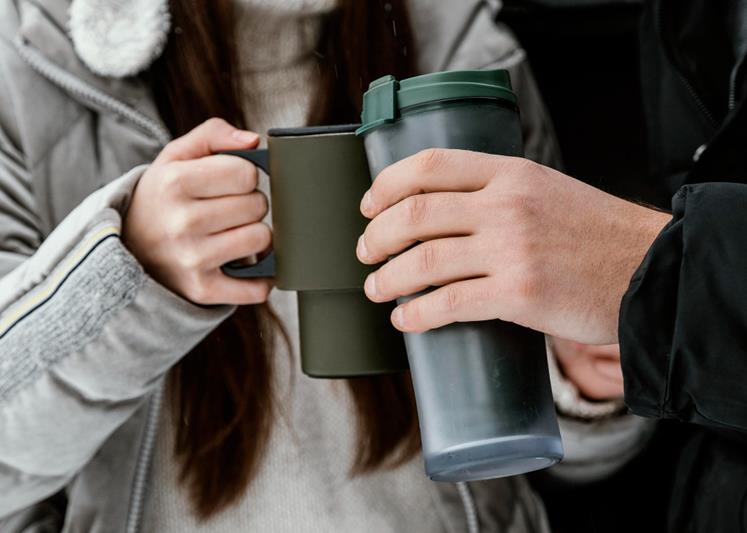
0 237 143 402
234 0 337 136
147 2 444 531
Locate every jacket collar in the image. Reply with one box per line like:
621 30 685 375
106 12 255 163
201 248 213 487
16 0 167 131
20 0 170 79
69 0 170 78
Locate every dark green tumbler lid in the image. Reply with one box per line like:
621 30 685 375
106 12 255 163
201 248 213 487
356 69 518 135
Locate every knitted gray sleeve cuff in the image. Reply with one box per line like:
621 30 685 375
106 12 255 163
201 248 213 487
546 337 626 420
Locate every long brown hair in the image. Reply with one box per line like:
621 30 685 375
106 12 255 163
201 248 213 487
151 0 419 520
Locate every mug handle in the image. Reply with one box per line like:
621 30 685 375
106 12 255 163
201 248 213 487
218 149 276 279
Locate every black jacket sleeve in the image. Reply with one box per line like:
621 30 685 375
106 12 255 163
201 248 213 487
619 182 747 433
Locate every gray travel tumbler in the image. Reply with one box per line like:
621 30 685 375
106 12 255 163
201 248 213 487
357 70 563 482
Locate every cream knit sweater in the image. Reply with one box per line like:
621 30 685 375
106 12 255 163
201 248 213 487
146 2 447 531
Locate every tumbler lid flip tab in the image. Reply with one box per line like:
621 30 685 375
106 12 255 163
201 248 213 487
357 69 518 136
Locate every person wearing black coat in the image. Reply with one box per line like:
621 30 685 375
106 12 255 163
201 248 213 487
357 0 747 531
620 0 747 530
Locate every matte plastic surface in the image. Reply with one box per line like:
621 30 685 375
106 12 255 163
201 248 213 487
268 132 376 291
361 100 563 481
298 290 406 377
358 69 517 135
223 127 408 377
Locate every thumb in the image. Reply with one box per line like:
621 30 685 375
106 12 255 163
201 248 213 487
156 118 260 163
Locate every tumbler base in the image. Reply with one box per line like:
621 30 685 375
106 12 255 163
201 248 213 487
426 435 563 482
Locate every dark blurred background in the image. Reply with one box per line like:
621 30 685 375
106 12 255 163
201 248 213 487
498 0 666 205
495 2 684 532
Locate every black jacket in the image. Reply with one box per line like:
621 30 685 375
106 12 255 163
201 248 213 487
619 0 747 530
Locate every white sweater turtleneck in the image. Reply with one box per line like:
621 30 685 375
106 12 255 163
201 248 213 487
234 0 337 135
146 2 446 531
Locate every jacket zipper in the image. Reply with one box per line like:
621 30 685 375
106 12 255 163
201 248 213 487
125 385 164 533
729 54 747 111
456 482 480 533
654 0 719 129
655 0 747 121
14 37 172 146
15 37 170 533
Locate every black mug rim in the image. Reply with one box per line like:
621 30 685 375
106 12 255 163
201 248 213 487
268 124 360 138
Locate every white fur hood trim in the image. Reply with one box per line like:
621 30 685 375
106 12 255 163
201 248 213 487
69 0 171 78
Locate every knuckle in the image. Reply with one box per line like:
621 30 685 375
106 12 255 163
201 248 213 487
401 302 419 329
511 156 538 175
513 263 542 304
242 161 259 191
248 192 269 220
418 241 438 274
486 157 540 192
372 168 394 198
179 248 206 271
251 223 273 251
164 214 185 241
361 227 379 257
168 209 194 238
440 285 462 315
415 148 447 174
159 141 183 161
373 268 390 297
204 117 228 131
162 165 186 193
403 194 429 226
474 188 497 212
503 193 538 226
256 191 269 214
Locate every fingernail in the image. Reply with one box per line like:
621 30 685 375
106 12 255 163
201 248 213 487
364 273 377 298
232 130 259 144
360 190 374 216
357 234 369 261
392 306 406 329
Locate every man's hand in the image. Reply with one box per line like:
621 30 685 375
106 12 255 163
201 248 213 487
357 149 671 344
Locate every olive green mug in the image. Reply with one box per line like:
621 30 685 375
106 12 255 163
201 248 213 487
220 124 408 378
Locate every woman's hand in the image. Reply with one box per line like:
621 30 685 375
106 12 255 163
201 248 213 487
357 149 671 344
551 337 624 400
123 118 273 305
